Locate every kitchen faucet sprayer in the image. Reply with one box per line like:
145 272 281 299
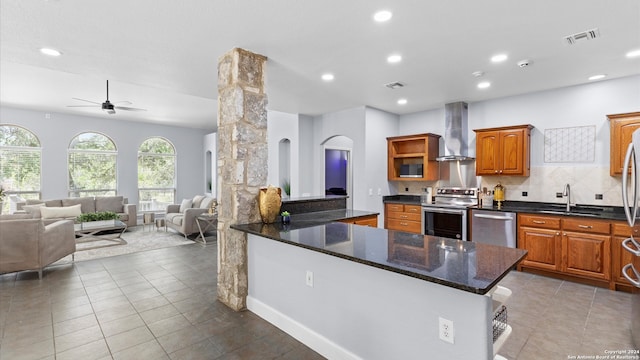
563 183 572 212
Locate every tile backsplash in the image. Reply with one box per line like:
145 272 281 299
390 166 624 207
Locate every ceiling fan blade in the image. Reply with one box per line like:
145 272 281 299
113 100 132 105
71 97 101 105
67 105 100 108
114 106 147 112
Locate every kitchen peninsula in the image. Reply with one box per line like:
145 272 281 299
232 220 527 360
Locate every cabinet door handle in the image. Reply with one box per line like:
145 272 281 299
494 170 499 173
408 208 418 213
532 220 546 224
556 232 560 236
400 215 408 219
578 224 593 229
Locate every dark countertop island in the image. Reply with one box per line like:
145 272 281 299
233 220 526 295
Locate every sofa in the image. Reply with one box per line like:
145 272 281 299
17 196 137 227
0 214 76 279
165 195 216 237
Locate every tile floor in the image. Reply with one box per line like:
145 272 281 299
0 240 635 359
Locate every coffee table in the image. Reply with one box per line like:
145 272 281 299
74 220 128 250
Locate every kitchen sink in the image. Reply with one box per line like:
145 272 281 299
538 210 601 218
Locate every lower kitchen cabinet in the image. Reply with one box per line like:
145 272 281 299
518 214 612 285
518 226 561 271
562 231 610 281
338 214 378 227
384 203 422 234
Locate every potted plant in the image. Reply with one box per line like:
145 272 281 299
76 211 120 228
281 210 291 224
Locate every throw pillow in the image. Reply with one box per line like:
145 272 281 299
23 204 46 218
192 195 205 208
40 204 82 219
199 197 214 209
62 197 96 213
179 199 193 213
95 196 124 213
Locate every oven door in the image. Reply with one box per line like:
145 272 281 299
422 207 467 241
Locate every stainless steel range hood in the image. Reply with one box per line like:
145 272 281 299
436 102 474 162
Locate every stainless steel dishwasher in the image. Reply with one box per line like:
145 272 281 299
470 209 517 248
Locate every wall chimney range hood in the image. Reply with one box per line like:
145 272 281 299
436 102 475 162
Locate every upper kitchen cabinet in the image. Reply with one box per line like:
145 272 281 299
474 124 533 176
608 111 640 176
387 133 440 181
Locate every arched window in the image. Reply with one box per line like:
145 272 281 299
0 125 42 212
68 132 117 197
137 137 176 212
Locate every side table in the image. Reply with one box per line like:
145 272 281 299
195 214 217 244
142 212 155 231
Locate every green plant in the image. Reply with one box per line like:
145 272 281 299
280 211 290 217
76 211 119 222
282 180 290 197
0 185 6 200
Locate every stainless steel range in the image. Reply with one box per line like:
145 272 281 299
421 187 478 240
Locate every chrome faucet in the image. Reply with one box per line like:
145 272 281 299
563 183 572 212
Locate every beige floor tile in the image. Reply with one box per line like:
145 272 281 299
54 324 105 353
112 339 169 360
156 325 209 354
0 337 55 360
98 313 145 338
105 326 154 353
53 313 98 337
55 338 111 360
139 304 180 325
147 314 192 338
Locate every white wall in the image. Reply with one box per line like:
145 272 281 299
364 107 399 226
1 106 209 205
312 107 367 209
267 110 300 197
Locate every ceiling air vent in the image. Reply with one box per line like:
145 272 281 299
385 81 405 89
564 28 600 45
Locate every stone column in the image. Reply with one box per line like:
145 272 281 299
216 48 268 311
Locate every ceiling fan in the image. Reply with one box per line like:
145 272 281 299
67 80 146 114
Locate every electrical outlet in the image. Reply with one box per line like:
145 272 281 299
522 191 528 197
595 194 603 200
405 187 409 192
377 188 382 196
556 192 563 198
368 188 373 196
439 317 454 344
305 271 313 287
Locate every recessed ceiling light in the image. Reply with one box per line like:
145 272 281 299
321 73 334 81
626 49 640 58
491 54 508 63
373 10 392 22
588 74 606 81
397 99 407 105
387 54 402 63
477 81 491 89
40 47 62 56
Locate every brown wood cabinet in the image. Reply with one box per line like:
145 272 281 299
338 214 378 227
384 203 422 234
518 214 612 283
387 133 440 181
608 112 640 176
474 124 533 176
518 214 562 271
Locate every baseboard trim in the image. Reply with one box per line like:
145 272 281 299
246 296 361 360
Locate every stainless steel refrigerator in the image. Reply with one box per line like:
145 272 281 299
621 128 640 348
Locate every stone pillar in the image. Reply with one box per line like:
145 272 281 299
216 48 268 311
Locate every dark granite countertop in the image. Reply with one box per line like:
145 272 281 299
273 209 379 229
470 201 627 221
232 221 527 295
382 195 422 205
282 195 347 204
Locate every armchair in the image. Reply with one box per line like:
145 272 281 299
165 195 216 237
0 215 76 279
